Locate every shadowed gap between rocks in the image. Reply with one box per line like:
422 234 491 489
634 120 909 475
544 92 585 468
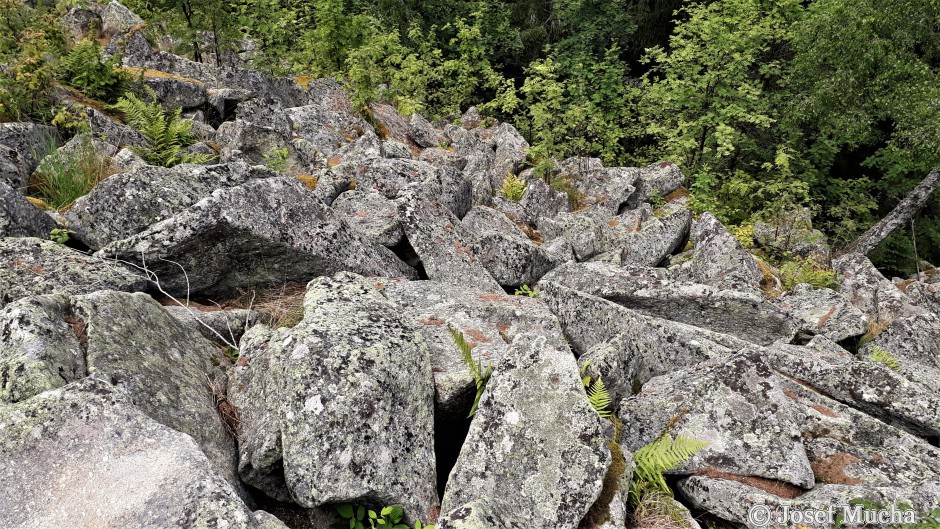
434 385 475 499
388 235 428 280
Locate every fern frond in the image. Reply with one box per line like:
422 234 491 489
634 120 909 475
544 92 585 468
112 89 201 167
631 433 709 498
449 326 492 418
586 377 612 418
869 346 900 371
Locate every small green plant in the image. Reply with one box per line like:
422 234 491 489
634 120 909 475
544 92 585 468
629 430 709 505
450 327 493 418
730 223 756 249
31 136 111 209
51 105 91 134
778 256 839 291
49 228 74 244
57 38 129 103
869 345 901 371
499 172 527 201
647 190 667 209
514 284 539 298
580 362 612 418
263 147 289 173
332 504 434 529
111 90 213 167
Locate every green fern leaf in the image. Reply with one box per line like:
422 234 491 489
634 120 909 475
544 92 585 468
586 377 612 418
449 327 493 418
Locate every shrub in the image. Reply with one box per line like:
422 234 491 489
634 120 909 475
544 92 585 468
30 136 111 209
513 284 539 298
112 91 212 167
57 38 129 103
498 172 527 201
778 256 839 291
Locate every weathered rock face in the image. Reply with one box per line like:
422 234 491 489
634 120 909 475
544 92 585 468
620 351 816 488
859 313 940 370
99 177 415 297
461 206 555 287
539 212 618 261
331 190 405 247
613 208 691 267
229 273 439 519
0 181 57 238
379 278 565 416
65 162 280 249
0 123 55 189
398 190 502 293
676 212 763 292
835 252 924 321
100 0 145 39
623 162 685 210
0 238 147 308
541 261 796 345
164 304 262 345
774 283 867 342
519 177 569 226
0 378 284 529
438 334 610 529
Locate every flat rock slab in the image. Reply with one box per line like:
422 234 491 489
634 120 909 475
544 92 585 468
613 208 691 267
677 212 763 293
331 190 404 247
228 273 439 519
542 261 796 345
99 177 415 297
774 283 866 342
0 378 284 529
65 162 280 249
378 278 565 417
619 350 815 488
438 334 610 529
0 237 146 309
398 190 502 293
0 181 57 238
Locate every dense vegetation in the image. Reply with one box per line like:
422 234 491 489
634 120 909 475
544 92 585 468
2 0 939 275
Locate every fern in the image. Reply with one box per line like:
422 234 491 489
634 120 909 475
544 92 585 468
58 38 128 103
449 327 493 418
869 345 901 371
499 173 527 201
579 362 612 418
629 433 709 504
111 90 213 167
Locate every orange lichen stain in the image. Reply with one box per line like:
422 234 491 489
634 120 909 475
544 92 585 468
811 453 863 485
294 174 318 190
464 329 491 344
699 469 805 499
417 317 446 326
293 75 314 90
816 306 838 329
122 67 203 84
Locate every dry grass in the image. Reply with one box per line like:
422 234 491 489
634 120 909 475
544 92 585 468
122 67 203 85
756 258 783 298
245 282 308 329
630 490 696 529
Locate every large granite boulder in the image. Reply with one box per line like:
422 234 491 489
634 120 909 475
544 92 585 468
438 334 610 529
623 162 685 210
460 206 556 287
619 351 815 488
676 212 763 292
99 177 415 297
228 273 439 520
0 122 54 189
611 208 691 267
0 238 146 309
65 162 280 249
774 283 867 342
835 252 925 321
538 212 618 261
0 181 57 238
331 190 404 247
0 378 285 529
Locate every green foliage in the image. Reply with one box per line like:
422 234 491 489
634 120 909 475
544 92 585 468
57 39 129 103
499 173 527 201
869 346 901 372
629 432 708 504
30 136 110 209
49 228 74 244
730 224 756 250
0 1 64 121
332 503 434 529
778 257 839 291
449 326 493 418
579 362 611 419
263 147 289 174
513 284 538 298
112 91 212 167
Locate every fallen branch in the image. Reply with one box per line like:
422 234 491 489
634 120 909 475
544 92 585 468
838 168 940 256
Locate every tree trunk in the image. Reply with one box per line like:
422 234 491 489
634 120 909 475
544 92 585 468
838 168 940 256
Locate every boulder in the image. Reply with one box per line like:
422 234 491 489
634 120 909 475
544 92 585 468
332 158 438 200
459 107 483 129
774 283 867 342
541 262 795 345
284 103 370 158
379 278 565 417
538 212 618 261
410 113 447 148
676 212 763 292
489 123 528 189
331 190 404 247
613 208 691 267
228 273 439 519
370 102 414 145
859 313 940 371
0 122 55 189
835 252 925 322
100 0 145 39
418 147 467 171
0 181 57 238
136 70 208 110
60 8 103 44
382 140 415 159
903 280 940 315
460 206 556 287
65 162 280 249
623 162 685 209
437 334 610 529
0 237 146 308
519 177 569 226
619 351 816 488
99 177 415 297
0 378 284 529
163 304 262 345
398 190 501 293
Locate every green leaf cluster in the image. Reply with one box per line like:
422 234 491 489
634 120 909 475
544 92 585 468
111 91 213 167
629 432 708 504
449 326 493 418
498 173 527 202
57 39 130 103
332 503 433 529
869 345 901 372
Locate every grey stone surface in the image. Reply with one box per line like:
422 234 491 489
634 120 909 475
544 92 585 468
398 190 501 292
228 273 439 519
677 212 763 292
332 190 404 247
538 212 618 261
623 162 685 210
410 113 447 148
65 162 280 249
163 305 262 346
100 0 144 39
0 378 283 529
614 208 691 267
461 206 555 287
438 333 610 529
0 181 57 238
835 252 924 321
99 177 415 297
519 177 569 226
620 350 815 488
859 313 940 371
774 283 867 342
0 122 55 189
0 237 146 309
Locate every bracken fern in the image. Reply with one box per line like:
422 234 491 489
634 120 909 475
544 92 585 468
449 327 493 418
629 432 709 503
112 90 212 167
580 361 612 418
